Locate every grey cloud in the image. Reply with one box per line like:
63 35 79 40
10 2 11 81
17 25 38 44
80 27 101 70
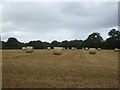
1 2 118 42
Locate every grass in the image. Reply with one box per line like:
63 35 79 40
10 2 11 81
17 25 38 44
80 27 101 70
2 49 118 88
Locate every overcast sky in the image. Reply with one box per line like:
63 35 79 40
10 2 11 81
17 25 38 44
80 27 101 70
1 2 118 43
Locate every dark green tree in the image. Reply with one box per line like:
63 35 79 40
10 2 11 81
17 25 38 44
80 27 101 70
50 40 61 48
69 40 83 49
42 42 50 49
106 29 120 49
26 40 44 49
83 32 103 48
61 40 69 49
5 37 23 49
108 29 116 38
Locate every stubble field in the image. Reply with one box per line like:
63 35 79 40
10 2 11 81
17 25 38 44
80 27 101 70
2 49 118 88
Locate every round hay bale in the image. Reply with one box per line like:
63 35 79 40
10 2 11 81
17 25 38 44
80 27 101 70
53 48 62 55
75 47 77 49
67 47 69 49
47 47 51 50
71 47 74 50
22 47 26 51
26 46 33 53
115 48 119 52
89 48 96 54
85 47 88 50
98 48 101 51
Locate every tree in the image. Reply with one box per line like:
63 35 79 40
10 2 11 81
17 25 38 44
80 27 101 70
5 37 23 49
1 41 6 49
26 40 44 49
2 29 119 49
42 42 50 49
61 40 69 49
0 36 1 49
69 40 83 49
83 32 103 48
50 40 61 48
116 30 120 41
106 29 120 49
108 29 116 38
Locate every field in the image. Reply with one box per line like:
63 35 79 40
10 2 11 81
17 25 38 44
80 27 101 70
2 49 118 88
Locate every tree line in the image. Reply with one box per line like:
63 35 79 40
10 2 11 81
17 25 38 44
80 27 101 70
1 29 120 49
